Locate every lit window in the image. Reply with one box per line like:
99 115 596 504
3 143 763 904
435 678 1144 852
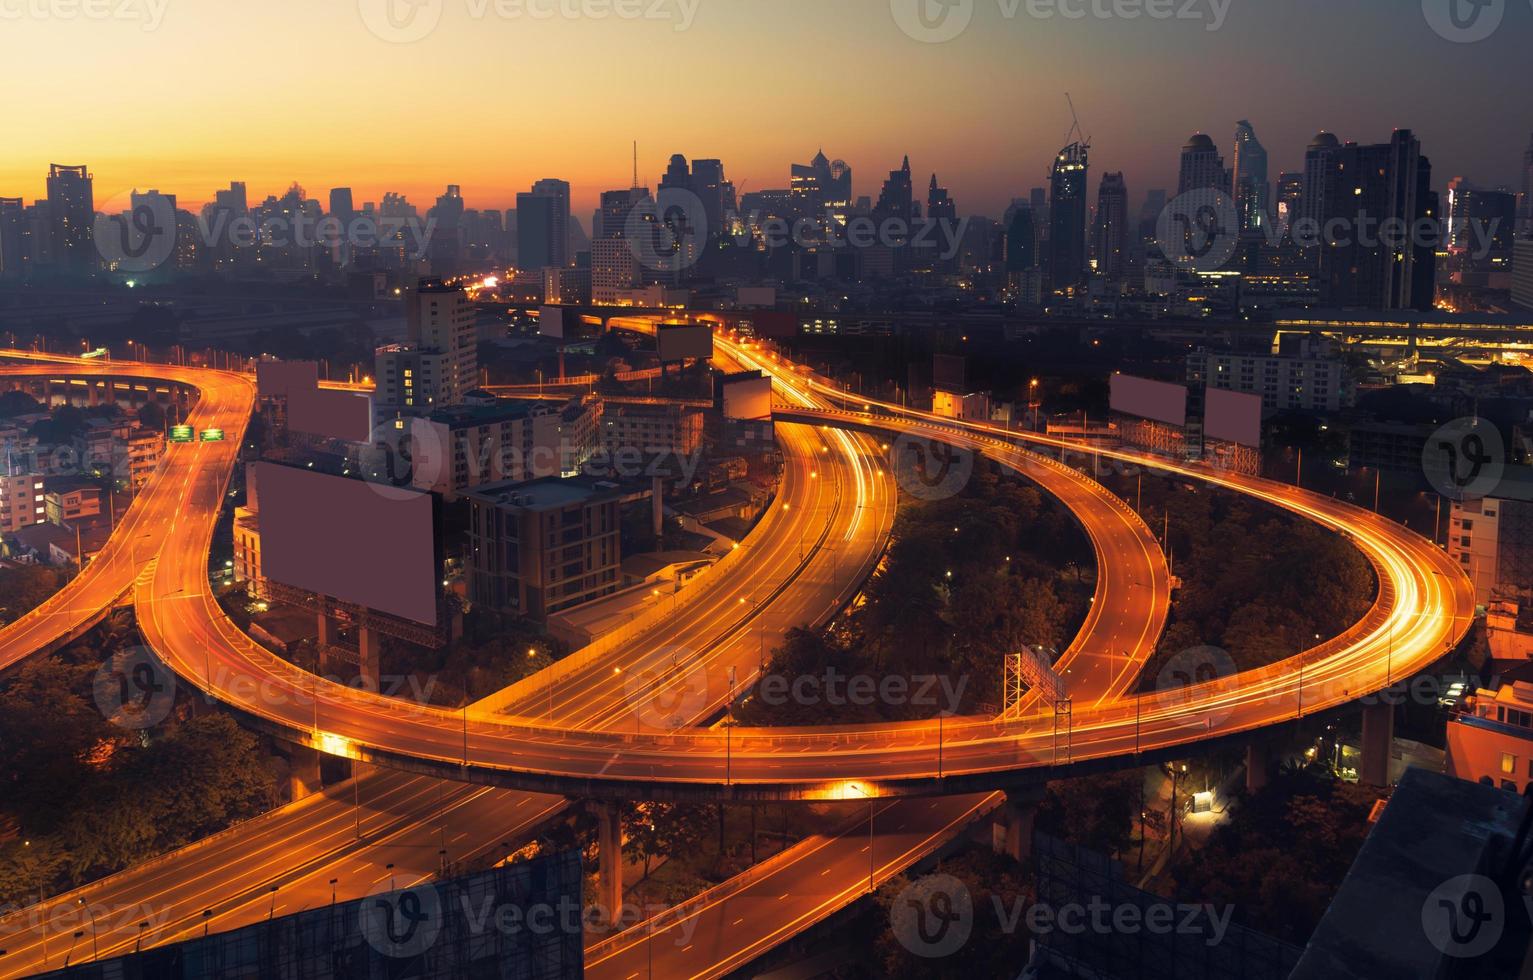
1503 753 1517 775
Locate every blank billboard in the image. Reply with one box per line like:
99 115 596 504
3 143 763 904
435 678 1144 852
657 324 713 363
721 373 773 421
1110 374 1188 427
933 354 967 394
538 306 565 339
1204 387 1263 447
288 386 374 444
255 462 439 626
256 360 319 399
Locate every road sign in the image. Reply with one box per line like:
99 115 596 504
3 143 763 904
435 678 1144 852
169 425 194 443
199 428 225 442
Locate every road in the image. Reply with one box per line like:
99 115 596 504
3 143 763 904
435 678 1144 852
0 348 898 976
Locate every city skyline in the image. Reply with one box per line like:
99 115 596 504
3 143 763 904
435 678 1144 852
3 0 1528 218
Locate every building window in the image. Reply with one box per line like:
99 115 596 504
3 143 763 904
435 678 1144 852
1502 753 1517 775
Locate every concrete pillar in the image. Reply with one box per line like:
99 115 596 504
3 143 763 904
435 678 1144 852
652 476 664 541
288 743 322 801
357 627 381 692
316 613 338 649
1360 700 1396 787
997 784 1047 863
1245 742 1271 796
595 802 624 925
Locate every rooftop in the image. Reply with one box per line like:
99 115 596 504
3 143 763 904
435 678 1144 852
466 475 627 511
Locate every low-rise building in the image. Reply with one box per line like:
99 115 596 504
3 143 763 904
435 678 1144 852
1447 677 1533 794
599 403 703 457
1186 334 1353 415
126 428 164 489
233 504 266 598
466 476 628 620
43 476 101 525
0 470 45 532
1447 469 1533 605
405 396 599 499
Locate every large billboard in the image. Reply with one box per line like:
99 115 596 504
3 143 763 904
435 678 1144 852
288 386 374 443
256 359 319 399
255 462 439 626
933 353 967 393
1110 374 1188 427
657 324 713 363
538 305 565 339
721 372 773 421
1204 387 1263 447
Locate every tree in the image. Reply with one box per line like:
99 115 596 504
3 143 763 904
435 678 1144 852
0 565 69 623
137 401 167 432
0 390 43 418
0 659 117 831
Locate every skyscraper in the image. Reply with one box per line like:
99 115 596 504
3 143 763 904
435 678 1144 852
1232 120 1270 232
592 187 652 305
1177 135 1226 195
1521 132 1533 236
873 156 917 223
1047 142 1089 294
1092 172 1129 281
1275 172 1305 231
0 197 25 280
517 179 570 271
45 163 94 275
690 158 736 239
1317 129 1437 311
428 185 465 276
1302 132 1341 226
328 187 355 222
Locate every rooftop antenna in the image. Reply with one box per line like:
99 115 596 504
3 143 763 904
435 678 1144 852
1065 93 1089 148
632 141 639 190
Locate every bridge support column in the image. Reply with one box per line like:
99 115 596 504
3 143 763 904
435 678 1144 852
595 802 624 924
287 743 322 801
358 627 381 692
1245 741 1271 796
1360 700 1396 787
997 785 1047 863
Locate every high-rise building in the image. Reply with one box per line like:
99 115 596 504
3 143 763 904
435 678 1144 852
1177 134 1226 195
592 187 652 305
926 174 956 225
45 163 94 275
378 278 478 417
1301 132 1341 226
790 150 853 215
1231 120 1270 232
328 187 354 221
690 158 735 239
1521 132 1533 236
1512 239 1533 310
1317 129 1437 311
0 197 26 280
873 156 917 223
1047 142 1090 294
428 184 465 276
516 179 570 270
1275 172 1305 231
1446 181 1518 283
1091 172 1129 281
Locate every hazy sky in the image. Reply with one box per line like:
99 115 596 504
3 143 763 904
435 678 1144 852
3 0 1528 219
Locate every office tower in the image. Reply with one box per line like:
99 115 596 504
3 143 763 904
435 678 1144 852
1232 120 1270 232
1275 172 1304 231
1445 181 1518 282
216 182 249 215
329 187 355 222
874 156 917 223
1522 133 1533 235
1302 131 1340 226
428 184 465 276
689 158 735 239
1177 134 1226 195
1317 129 1437 311
0 197 25 280
1004 203 1037 272
592 187 652 305
517 179 569 270
1091 172 1129 281
926 174 956 224
390 278 478 411
1048 141 1089 293
45 163 94 274
791 150 852 213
